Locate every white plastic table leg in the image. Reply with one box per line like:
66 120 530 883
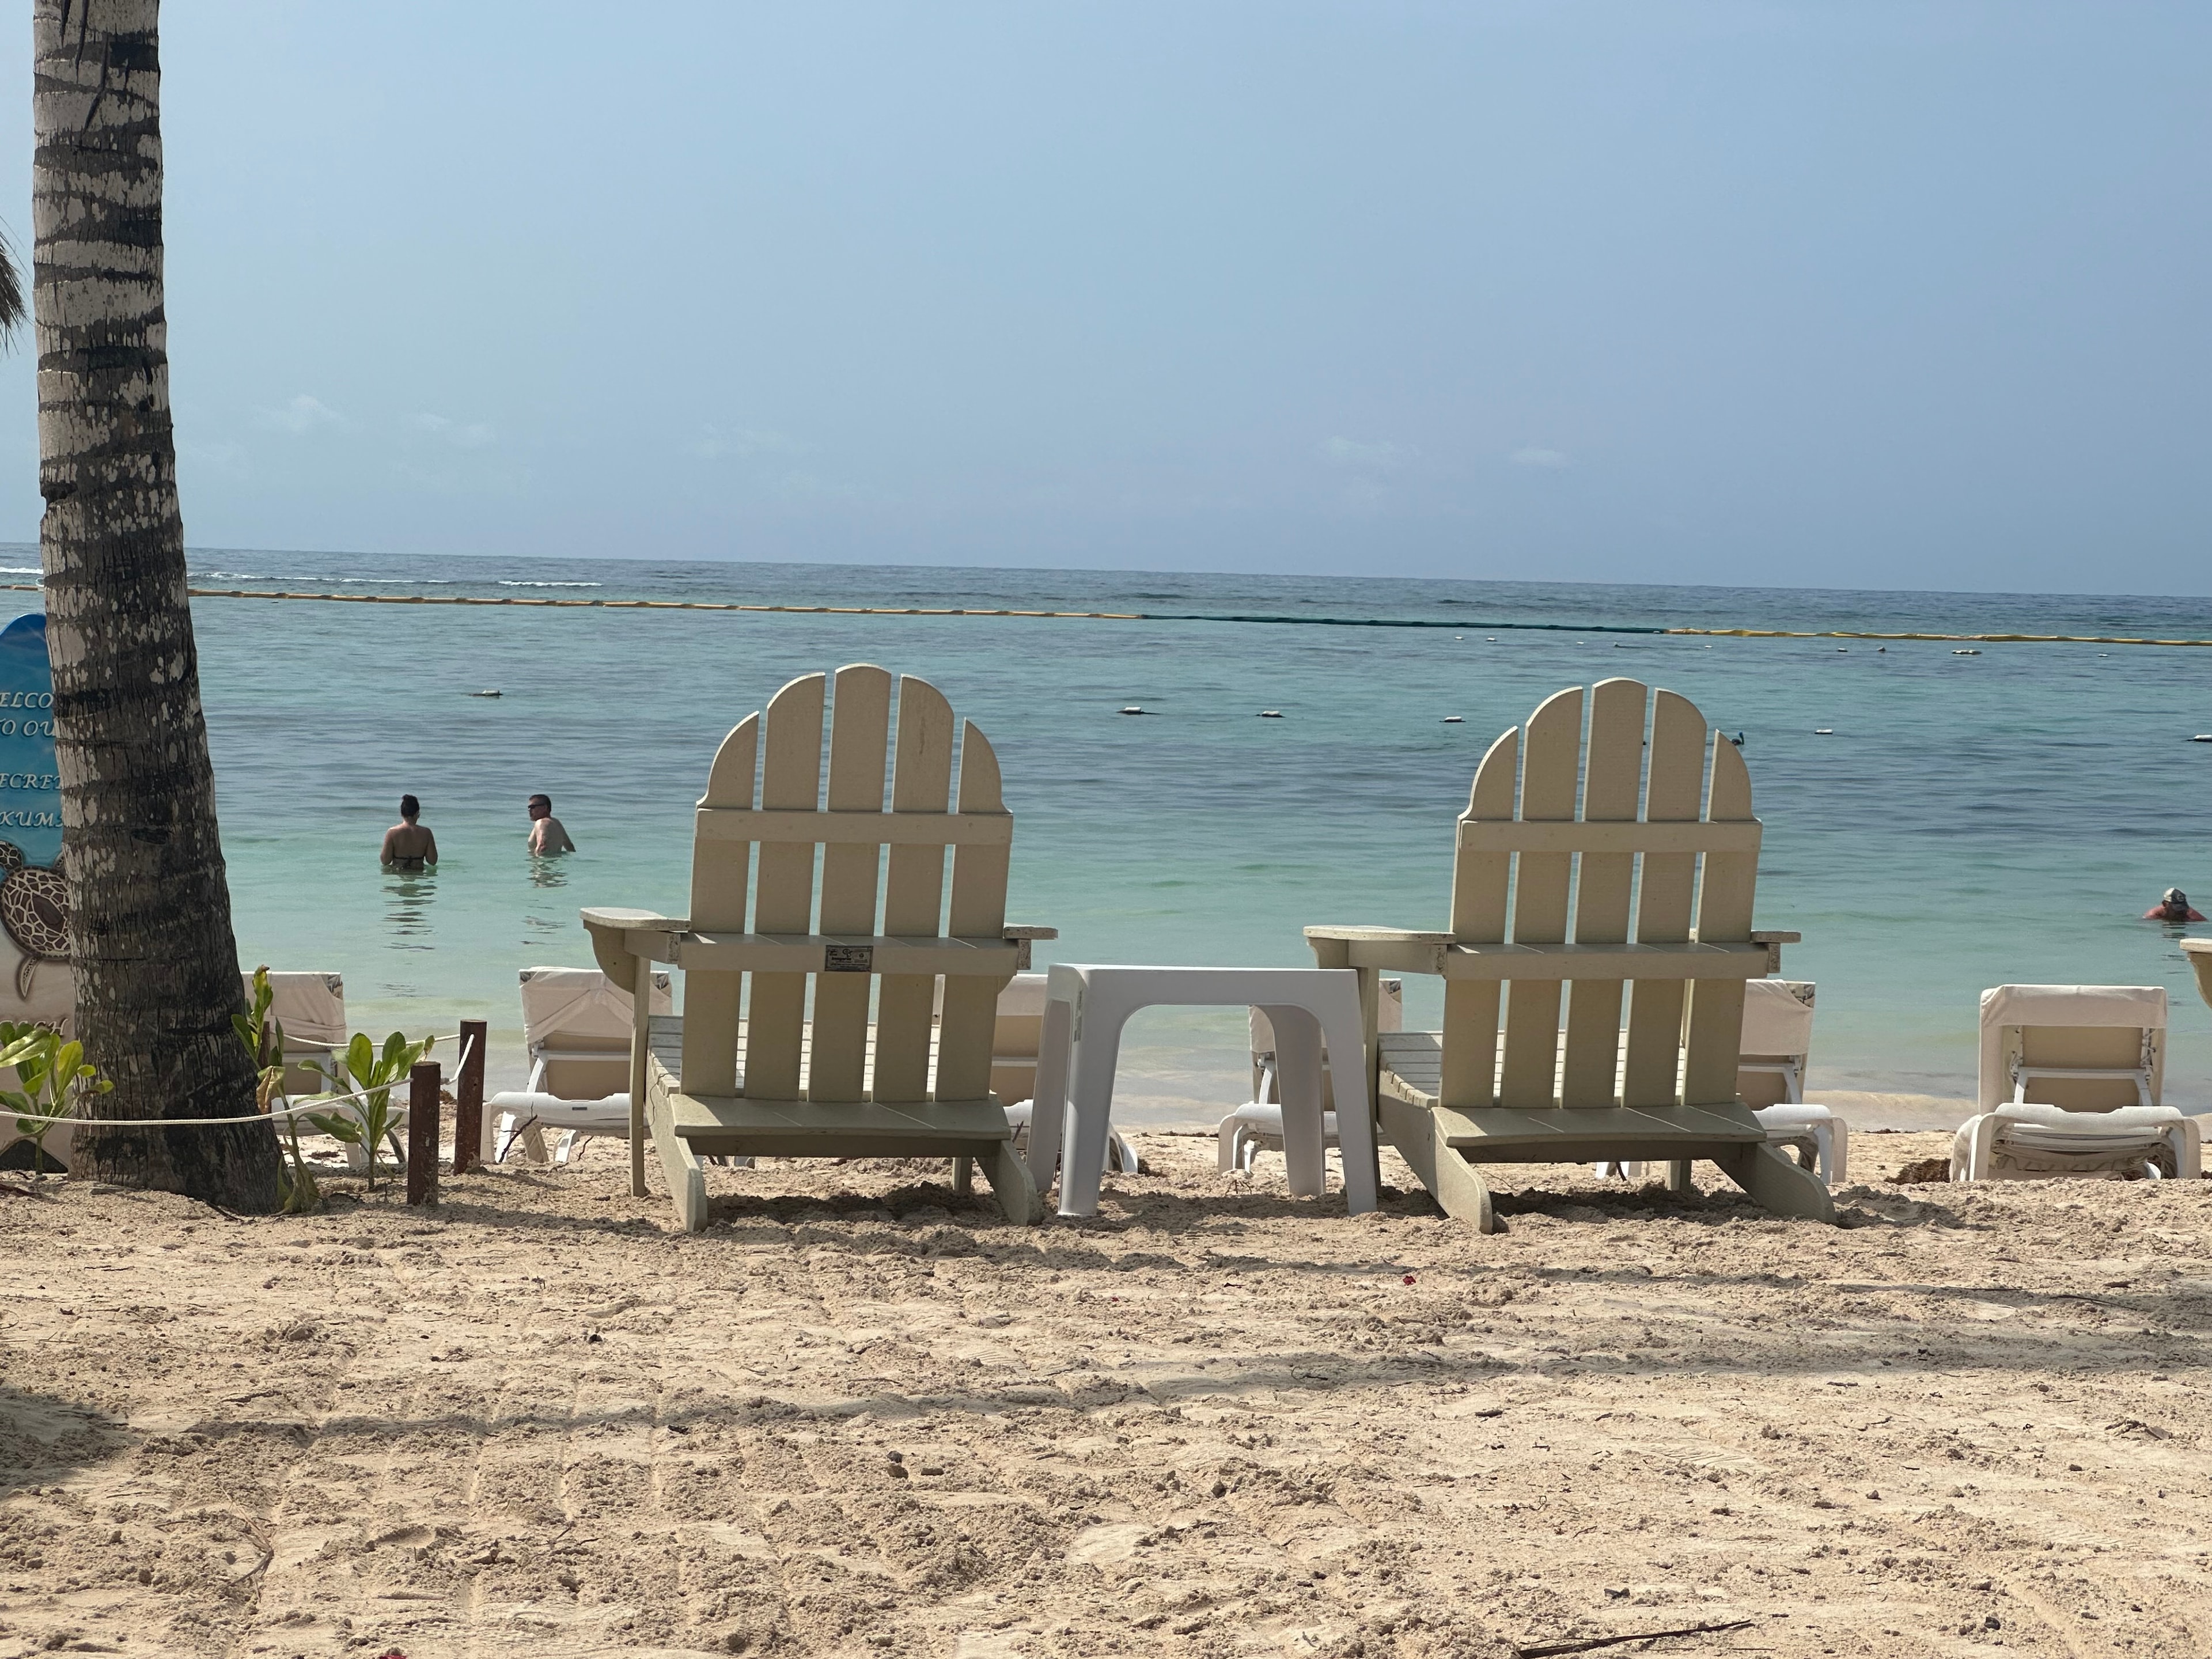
1027 992 1076 1191
1257 1003 1326 1198
1312 988 1379 1214
1058 979 1135 1217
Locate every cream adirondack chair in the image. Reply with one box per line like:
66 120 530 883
1306 678 1834 1232
581 666 1052 1231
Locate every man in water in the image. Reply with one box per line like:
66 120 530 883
527 793 576 855
380 795 438 871
2143 887 2205 922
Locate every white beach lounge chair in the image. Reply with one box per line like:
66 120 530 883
226 970 376 1172
581 665 1055 1231
1740 979 1847 1185
1218 980 1403 1173
1952 984 2199 1181
485 965 675 1163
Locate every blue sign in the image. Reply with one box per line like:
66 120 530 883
0 614 60 870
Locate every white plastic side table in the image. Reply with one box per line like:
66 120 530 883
1028 964 1379 1218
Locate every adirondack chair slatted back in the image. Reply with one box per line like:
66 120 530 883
1442 677 1757 1111
680 665 1012 1104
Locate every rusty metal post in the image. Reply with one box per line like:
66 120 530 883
453 1020 487 1175
407 1060 441 1206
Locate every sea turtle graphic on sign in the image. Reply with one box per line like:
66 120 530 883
0 614 66 1009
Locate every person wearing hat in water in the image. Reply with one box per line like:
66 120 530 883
2143 887 2205 922
380 795 439 872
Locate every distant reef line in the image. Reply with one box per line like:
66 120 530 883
5 582 2209 646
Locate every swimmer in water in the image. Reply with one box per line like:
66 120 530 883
2143 887 2205 923
380 794 439 872
525 793 575 855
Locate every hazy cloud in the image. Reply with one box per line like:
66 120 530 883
1320 436 1411 470
257 394 344 434
690 425 804 461
412 413 497 449
1510 446 1568 469
179 438 251 479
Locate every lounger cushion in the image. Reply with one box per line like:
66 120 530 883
1740 980 1815 1057
1952 1102 2191 1179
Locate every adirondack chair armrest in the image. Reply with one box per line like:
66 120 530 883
580 906 689 987
1003 925 1056 970
1749 930 1802 974
2182 938 2212 1012
1305 926 1455 971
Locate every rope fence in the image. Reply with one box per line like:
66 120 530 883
10 1031 475 1129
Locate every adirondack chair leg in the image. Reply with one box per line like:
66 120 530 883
977 1137 1041 1225
1715 1142 1836 1224
1664 1158 1694 1194
1433 1146 1495 1233
1377 1095 1495 1232
952 1156 974 1196
646 1093 710 1233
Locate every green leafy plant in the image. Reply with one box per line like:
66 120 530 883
234 964 321 1214
304 1031 435 1192
0 1021 111 1176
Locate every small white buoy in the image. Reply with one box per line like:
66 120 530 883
1258 710 1283 719
1119 705 1147 715
1836 647 1849 653
1953 648 1980 656
1442 715 1465 724
1486 637 1497 643
1814 728 1834 735
468 689 502 698
2193 734 2212 743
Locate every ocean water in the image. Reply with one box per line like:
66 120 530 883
4 548 2209 1123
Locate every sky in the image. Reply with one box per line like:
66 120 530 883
0 2 2205 592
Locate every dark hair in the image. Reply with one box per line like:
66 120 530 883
529 793 551 809
400 794 421 819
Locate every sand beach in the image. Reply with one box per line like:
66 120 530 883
5 1130 2210 1659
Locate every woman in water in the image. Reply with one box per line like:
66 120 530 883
380 794 439 872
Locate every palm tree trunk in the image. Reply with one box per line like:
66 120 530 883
33 0 278 1209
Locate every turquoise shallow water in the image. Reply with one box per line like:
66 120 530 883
5 548 2208 1121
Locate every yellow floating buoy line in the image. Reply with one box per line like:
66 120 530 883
0 584 1143 622
1662 627 2212 647
2 584 2206 646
